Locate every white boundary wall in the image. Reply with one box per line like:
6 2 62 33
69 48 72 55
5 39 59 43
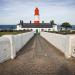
40 32 75 59
0 37 11 63
0 32 34 63
69 35 75 57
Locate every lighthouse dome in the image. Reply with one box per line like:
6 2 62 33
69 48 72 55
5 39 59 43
34 7 39 15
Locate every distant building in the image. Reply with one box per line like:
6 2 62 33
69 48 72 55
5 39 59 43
16 7 58 33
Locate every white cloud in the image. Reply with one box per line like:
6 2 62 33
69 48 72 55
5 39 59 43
0 0 75 24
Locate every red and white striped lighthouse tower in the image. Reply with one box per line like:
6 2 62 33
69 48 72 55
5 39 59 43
34 7 40 25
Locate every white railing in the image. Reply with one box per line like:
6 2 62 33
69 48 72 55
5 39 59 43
40 32 74 58
0 32 34 63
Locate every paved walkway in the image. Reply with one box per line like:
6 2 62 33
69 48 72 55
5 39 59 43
0 34 75 75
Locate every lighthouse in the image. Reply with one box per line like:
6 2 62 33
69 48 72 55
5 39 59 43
34 7 40 25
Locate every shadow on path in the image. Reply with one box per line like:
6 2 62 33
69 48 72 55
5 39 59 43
57 64 72 75
16 35 35 57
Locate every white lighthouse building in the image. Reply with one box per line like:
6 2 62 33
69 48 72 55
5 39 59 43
16 7 58 32
34 8 40 25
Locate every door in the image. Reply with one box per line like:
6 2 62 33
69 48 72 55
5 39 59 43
36 29 38 34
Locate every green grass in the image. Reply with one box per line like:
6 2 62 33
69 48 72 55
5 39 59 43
0 32 22 36
45 30 75 35
0 30 30 36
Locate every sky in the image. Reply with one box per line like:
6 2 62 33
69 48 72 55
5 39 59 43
0 0 75 25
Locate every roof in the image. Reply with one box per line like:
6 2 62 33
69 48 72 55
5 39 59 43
21 23 52 28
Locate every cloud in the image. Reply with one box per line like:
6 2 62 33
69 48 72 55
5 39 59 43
0 0 75 24
0 0 75 6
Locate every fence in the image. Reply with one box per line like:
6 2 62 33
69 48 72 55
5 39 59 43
0 32 34 63
40 32 74 58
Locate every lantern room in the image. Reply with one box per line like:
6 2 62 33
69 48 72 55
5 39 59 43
34 8 39 15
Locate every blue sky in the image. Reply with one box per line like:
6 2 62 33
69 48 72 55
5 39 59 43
0 0 75 25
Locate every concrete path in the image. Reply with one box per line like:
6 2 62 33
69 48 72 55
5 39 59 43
0 34 75 75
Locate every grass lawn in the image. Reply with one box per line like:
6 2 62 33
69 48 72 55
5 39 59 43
45 30 75 35
0 31 30 36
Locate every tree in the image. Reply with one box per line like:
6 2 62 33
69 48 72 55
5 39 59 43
50 20 56 27
61 22 72 31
